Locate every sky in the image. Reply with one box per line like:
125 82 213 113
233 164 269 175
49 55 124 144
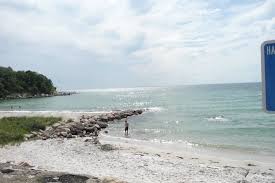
0 0 274 90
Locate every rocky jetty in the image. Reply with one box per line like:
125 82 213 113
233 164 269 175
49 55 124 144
54 91 78 97
25 109 144 141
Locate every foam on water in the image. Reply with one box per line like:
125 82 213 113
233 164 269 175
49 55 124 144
144 107 165 112
101 133 198 149
206 115 229 122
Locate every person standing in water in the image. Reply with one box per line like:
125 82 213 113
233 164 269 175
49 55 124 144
124 117 129 136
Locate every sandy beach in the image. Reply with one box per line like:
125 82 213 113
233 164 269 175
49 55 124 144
0 111 274 183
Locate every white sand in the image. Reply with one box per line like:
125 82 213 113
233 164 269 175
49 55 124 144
0 136 274 182
0 111 275 182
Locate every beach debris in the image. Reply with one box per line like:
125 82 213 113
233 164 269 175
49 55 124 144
176 156 184 159
30 109 144 141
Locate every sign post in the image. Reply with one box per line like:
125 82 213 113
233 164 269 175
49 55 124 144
261 40 275 112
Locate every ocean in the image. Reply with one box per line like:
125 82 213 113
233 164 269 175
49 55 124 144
0 82 274 160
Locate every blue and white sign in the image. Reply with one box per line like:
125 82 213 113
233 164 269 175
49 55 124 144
261 40 275 112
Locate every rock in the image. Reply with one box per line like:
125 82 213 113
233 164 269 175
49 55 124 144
120 113 128 118
100 144 116 151
113 114 122 120
31 131 38 136
88 120 97 124
94 124 100 129
155 154 161 157
45 126 53 131
19 162 33 168
52 123 61 128
67 118 74 123
96 122 108 128
106 114 115 121
0 168 14 174
85 127 96 133
101 177 127 183
24 133 34 139
84 138 93 142
39 174 90 183
100 116 109 122
60 132 68 137
63 127 71 133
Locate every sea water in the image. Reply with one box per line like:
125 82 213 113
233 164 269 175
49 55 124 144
0 83 274 160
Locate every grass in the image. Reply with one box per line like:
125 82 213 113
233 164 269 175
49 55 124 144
0 116 61 146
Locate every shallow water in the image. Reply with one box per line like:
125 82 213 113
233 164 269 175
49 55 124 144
0 82 274 158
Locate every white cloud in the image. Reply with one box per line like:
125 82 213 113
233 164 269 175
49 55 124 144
0 0 274 87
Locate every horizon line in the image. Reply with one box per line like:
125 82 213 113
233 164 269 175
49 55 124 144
61 81 261 91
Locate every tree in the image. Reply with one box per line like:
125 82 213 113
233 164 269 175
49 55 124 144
0 66 56 99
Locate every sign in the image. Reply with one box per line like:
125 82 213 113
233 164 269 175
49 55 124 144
261 40 275 112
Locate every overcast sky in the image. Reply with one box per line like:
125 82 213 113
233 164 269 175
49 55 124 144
0 0 274 89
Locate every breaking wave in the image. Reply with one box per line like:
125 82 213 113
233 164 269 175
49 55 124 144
206 115 229 122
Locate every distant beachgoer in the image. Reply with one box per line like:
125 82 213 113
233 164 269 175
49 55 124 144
124 117 129 136
94 127 98 136
10 106 13 110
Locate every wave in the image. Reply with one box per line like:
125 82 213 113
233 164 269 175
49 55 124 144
206 115 229 122
144 128 161 134
101 133 198 148
144 107 165 113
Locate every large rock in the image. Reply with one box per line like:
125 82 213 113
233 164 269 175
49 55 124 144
0 168 14 174
100 116 109 122
52 123 61 128
95 122 108 128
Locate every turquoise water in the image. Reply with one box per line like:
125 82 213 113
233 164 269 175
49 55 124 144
0 82 274 156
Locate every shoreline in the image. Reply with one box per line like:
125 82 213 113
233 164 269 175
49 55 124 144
0 111 275 182
1 136 274 182
0 91 77 101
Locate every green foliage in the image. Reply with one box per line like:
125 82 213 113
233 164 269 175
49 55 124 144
0 66 56 99
0 116 61 145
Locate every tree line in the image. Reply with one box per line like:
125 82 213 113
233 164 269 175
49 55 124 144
0 66 56 99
